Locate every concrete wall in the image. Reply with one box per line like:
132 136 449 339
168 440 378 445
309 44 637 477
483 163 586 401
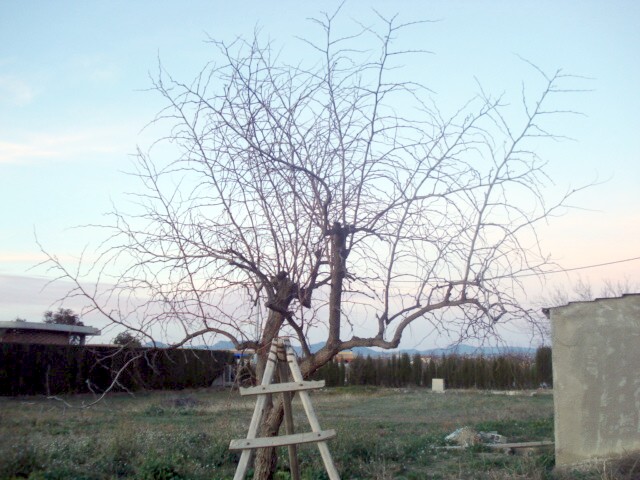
549 294 640 466
432 378 445 393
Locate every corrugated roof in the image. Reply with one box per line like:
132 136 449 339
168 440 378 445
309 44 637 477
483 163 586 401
0 321 100 335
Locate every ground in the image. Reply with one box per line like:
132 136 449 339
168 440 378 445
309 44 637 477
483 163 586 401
0 387 635 479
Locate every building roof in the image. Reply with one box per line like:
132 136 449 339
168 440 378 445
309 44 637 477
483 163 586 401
542 293 640 318
0 321 100 336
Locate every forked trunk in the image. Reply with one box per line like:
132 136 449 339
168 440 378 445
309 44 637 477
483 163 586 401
251 275 295 479
251 227 347 479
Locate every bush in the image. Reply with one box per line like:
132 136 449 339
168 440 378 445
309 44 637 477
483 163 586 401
137 457 185 480
28 467 98 480
0 442 42 478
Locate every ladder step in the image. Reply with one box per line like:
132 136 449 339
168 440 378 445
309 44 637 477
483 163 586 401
229 429 336 450
240 380 325 396
486 441 554 449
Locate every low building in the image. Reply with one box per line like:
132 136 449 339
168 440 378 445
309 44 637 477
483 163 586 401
0 321 100 346
544 294 640 466
334 350 355 363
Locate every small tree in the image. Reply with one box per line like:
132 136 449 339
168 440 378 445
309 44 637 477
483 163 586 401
113 331 143 348
43 308 84 326
411 353 423 387
398 353 412 386
535 346 553 386
545 278 638 307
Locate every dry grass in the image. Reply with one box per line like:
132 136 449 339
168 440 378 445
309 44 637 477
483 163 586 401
553 453 640 480
0 387 634 479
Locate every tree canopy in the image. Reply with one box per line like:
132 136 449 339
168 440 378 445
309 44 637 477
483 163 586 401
45 10 582 371
43 308 84 326
112 331 143 348
44 10 584 477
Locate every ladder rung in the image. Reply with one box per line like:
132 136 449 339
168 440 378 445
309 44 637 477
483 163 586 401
239 380 325 396
229 429 336 450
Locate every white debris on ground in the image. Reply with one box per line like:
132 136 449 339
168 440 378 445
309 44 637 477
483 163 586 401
445 427 507 447
478 431 507 444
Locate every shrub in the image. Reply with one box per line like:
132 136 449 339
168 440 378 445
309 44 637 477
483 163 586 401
0 442 42 478
27 467 98 480
137 457 185 480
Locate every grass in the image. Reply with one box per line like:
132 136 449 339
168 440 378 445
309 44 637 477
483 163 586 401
0 387 635 479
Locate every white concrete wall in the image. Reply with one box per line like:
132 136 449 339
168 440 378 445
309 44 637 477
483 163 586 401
432 378 445 393
550 294 640 466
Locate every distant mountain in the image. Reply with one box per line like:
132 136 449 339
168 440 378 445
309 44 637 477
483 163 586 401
194 340 535 357
352 344 535 358
203 340 235 350
143 341 170 348
419 344 535 357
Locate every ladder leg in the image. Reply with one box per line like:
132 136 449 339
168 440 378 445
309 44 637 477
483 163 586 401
233 340 279 480
277 342 301 480
284 340 341 480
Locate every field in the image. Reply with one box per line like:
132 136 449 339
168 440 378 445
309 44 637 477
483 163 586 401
0 387 633 479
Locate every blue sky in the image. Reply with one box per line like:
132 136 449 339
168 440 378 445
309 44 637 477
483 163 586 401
1 1 639 346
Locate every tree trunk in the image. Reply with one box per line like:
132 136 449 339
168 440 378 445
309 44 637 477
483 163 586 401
252 274 296 479
252 397 285 480
249 265 342 479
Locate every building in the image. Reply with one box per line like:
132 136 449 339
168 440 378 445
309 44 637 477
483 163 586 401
544 294 640 466
0 321 100 346
334 350 355 363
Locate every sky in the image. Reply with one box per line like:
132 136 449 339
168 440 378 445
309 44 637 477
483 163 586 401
1 1 639 348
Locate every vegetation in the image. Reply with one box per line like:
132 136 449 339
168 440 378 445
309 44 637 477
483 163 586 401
43 308 84 326
1 344 552 396
0 344 231 396
112 331 143 348
1 387 635 479
314 347 553 389
535 347 553 386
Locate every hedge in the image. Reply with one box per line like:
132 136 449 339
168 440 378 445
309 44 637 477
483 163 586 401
313 347 553 389
0 344 233 396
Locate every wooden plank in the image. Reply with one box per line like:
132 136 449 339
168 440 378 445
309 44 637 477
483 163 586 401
231 338 341 480
278 344 301 480
229 430 336 451
486 441 554 449
233 340 279 480
240 380 325 396
284 340 341 480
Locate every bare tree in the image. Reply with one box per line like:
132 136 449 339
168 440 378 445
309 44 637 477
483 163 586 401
545 277 638 307
44 9 584 479
539 277 638 344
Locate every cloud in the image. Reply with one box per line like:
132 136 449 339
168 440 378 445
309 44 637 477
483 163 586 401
0 127 133 164
0 140 57 163
0 75 37 106
71 54 121 84
0 252 48 264
0 274 80 318
0 273 156 343
0 274 116 339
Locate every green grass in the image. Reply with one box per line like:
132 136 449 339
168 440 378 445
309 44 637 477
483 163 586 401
0 387 634 479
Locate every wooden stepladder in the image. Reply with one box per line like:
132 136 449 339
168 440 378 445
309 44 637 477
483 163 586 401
229 338 340 480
